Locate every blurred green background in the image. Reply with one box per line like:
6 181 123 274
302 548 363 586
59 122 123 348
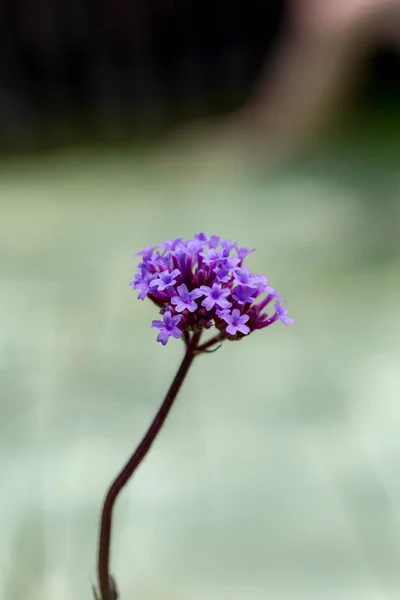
1 108 400 599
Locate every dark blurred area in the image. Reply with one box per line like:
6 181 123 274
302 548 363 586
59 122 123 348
0 0 399 152
0 0 282 148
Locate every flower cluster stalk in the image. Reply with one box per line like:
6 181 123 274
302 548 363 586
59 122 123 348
94 233 293 599
96 331 202 600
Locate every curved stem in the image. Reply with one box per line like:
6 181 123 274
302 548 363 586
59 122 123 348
97 331 202 600
196 333 224 354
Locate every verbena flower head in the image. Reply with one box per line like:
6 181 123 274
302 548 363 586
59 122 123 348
131 234 294 345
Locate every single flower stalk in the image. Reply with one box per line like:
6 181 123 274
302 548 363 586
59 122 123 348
95 233 293 600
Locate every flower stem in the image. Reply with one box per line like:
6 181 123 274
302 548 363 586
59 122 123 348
97 331 202 600
196 332 224 353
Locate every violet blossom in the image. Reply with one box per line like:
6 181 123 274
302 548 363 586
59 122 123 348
171 284 203 313
199 283 231 311
222 308 250 336
151 311 183 345
149 268 181 292
130 233 293 345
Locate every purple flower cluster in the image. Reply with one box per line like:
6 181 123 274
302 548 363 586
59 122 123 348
131 234 293 345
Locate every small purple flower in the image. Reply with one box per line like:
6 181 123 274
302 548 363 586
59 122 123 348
213 263 231 283
199 248 222 266
208 235 220 248
131 279 149 300
264 286 284 305
220 239 236 251
199 283 231 311
152 311 183 345
232 284 257 304
252 274 269 294
233 267 258 288
131 266 152 300
237 247 255 260
184 239 204 255
149 269 180 292
222 309 250 336
150 253 171 269
134 245 157 258
194 232 208 243
275 301 295 327
159 238 183 252
171 284 203 313
225 255 241 269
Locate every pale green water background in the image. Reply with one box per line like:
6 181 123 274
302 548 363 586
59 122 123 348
1 126 400 599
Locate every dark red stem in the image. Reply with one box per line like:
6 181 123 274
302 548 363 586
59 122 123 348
97 331 202 600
